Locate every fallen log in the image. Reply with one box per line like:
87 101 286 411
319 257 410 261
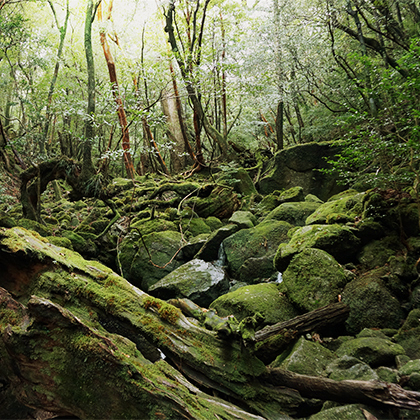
262 368 420 412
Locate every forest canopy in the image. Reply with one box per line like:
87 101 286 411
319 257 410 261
1 0 420 193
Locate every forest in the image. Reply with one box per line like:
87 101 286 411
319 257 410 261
2 0 420 419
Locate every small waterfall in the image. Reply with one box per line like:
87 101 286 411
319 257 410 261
276 272 283 284
214 243 226 267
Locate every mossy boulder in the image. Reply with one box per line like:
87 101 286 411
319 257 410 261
238 255 278 283
195 224 239 262
181 218 212 238
394 309 420 359
325 356 379 381
398 359 420 389
18 219 52 237
336 336 405 367
210 283 298 325
186 186 240 219
205 216 223 231
223 220 291 278
148 259 229 307
274 224 360 272
118 230 184 291
305 190 364 225
308 404 380 420
61 230 97 257
282 248 347 312
271 336 335 376
228 211 257 229
217 167 257 196
0 213 16 228
264 201 321 226
131 218 178 237
46 236 73 250
342 267 405 334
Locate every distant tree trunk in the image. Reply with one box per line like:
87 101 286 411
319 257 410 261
41 0 70 156
98 1 135 179
81 0 99 184
275 101 284 150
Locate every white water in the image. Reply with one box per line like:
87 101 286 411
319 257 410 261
276 272 283 283
214 243 226 267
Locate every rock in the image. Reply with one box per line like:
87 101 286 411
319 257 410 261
118 230 184 291
229 211 257 229
131 218 178 237
394 309 420 359
217 167 257 196
376 366 400 383
336 336 405 367
181 217 212 238
205 216 223 231
271 336 335 376
342 267 405 334
210 283 298 325
195 224 239 262
274 224 360 272
180 234 209 260
264 201 321 226
305 194 323 204
282 248 347 312
308 404 380 420
148 259 229 307
186 185 241 219
306 190 365 225
325 356 379 381
257 142 345 200
224 220 291 278
62 230 97 257
357 235 406 270
238 255 277 283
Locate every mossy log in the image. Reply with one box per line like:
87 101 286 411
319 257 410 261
1 227 419 419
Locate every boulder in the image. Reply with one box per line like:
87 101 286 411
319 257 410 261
308 404 381 420
130 218 178 237
217 167 257 196
223 220 291 278
274 224 360 272
238 255 278 283
148 259 229 307
257 142 345 200
325 355 379 381
282 248 347 312
336 336 405 367
394 309 420 359
264 201 321 226
118 230 184 291
305 190 365 225
180 217 212 238
228 211 257 229
271 336 335 376
210 283 298 325
342 267 405 334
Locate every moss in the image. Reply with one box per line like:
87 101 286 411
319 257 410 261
46 236 73 250
204 216 223 231
18 219 52 237
143 296 181 325
131 218 178 237
181 218 212 238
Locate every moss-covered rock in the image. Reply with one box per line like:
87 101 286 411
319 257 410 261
342 267 405 334
118 230 184 291
186 185 240 219
306 190 364 225
46 236 73 250
148 259 229 307
357 235 406 270
228 211 257 229
238 255 277 283
0 212 16 228
181 217 212 238
325 356 379 381
217 167 257 196
274 224 360 272
308 404 379 420
131 218 178 237
336 336 405 366
271 336 335 376
210 283 298 325
282 248 347 312
205 216 223 231
264 201 321 226
394 309 420 359
61 230 97 257
224 220 291 278
18 219 52 237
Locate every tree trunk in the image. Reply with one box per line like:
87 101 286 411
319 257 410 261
98 1 135 179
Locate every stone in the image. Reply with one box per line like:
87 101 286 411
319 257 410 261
306 190 365 225
210 283 298 325
271 336 335 376
308 404 378 420
224 220 291 278
274 224 360 272
282 248 347 312
148 259 229 307
394 309 420 359
264 201 321 226
180 217 212 238
238 255 277 283
325 356 379 381
118 230 184 291
342 267 405 334
228 211 257 229
336 336 405 367
217 167 257 196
